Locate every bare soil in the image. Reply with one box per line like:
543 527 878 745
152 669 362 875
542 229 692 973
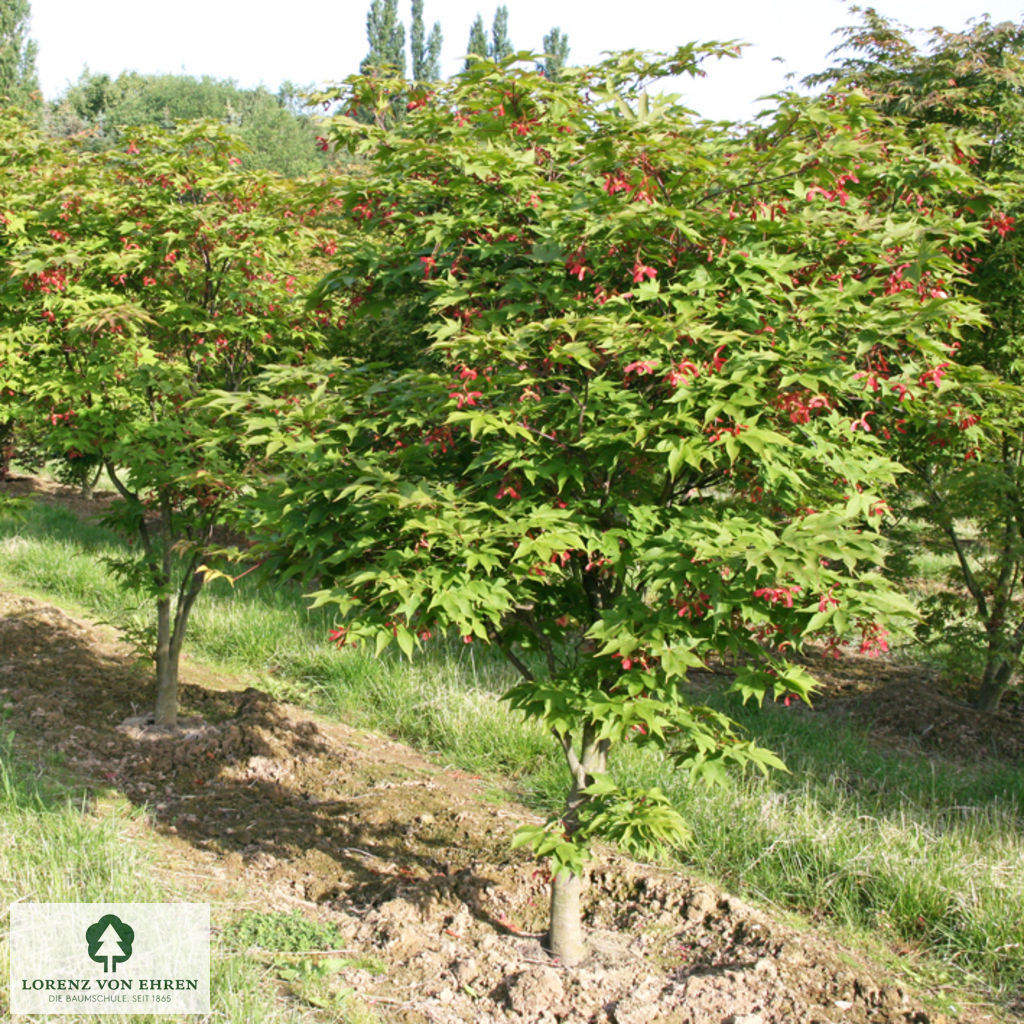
0 478 1019 1024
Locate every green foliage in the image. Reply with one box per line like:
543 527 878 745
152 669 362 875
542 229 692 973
47 71 328 178
812 11 1024 710
514 775 691 876
539 27 570 81
216 48 987 954
0 491 25 522
0 0 38 109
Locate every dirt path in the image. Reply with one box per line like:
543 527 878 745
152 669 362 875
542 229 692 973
0 586 1009 1024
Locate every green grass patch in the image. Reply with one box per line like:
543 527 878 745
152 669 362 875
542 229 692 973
220 910 346 955
220 910 385 1020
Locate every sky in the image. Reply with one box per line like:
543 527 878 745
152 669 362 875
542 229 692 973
27 0 1024 122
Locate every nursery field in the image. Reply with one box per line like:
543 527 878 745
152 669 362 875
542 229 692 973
5 12 1024 1022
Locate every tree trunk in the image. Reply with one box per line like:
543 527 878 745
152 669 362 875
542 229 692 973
545 727 608 966
80 464 102 501
547 869 585 965
0 420 14 481
153 595 178 727
972 622 1022 712
973 658 1014 712
153 565 206 727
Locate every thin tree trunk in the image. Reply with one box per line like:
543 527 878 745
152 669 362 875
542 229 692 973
104 463 210 728
546 727 608 965
81 464 102 501
973 618 1023 712
0 419 15 481
973 657 1014 712
548 870 584 965
153 555 206 727
153 595 177 727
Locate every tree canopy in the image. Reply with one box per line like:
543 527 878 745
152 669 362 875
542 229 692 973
0 114 331 724
47 71 329 178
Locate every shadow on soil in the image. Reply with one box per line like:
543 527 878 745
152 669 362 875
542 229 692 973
0 596 521 934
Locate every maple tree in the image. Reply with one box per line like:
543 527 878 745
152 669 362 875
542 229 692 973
0 116 328 725
215 50 988 963
0 106 51 478
810 11 1024 710
212 47 992 962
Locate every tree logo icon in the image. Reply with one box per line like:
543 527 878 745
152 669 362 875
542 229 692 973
85 914 135 973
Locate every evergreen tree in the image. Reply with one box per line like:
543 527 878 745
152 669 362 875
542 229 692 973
361 0 406 76
410 0 442 81
539 27 570 80
0 0 39 107
465 14 488 68
490 5 512 61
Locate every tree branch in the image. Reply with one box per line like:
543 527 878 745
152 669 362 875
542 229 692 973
496 636 535 682
919 469 989 621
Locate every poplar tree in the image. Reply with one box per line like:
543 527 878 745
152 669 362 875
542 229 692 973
465 14 488 68
0 0 39 107
361 0 406 76
490 5 512 61
410 0 442 81
539 26 570 80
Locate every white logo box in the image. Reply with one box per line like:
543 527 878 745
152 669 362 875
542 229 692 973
10 903 210 1015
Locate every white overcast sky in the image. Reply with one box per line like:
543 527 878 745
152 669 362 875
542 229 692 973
27 0 1024 121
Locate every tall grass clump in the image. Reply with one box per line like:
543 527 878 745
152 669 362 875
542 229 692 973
0 502 130 618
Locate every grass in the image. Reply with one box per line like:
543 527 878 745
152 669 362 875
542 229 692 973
0 490 1022 1016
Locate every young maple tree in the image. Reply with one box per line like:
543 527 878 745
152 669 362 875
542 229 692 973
810 12 1024 710
219 51 983 962
0 119 328 726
